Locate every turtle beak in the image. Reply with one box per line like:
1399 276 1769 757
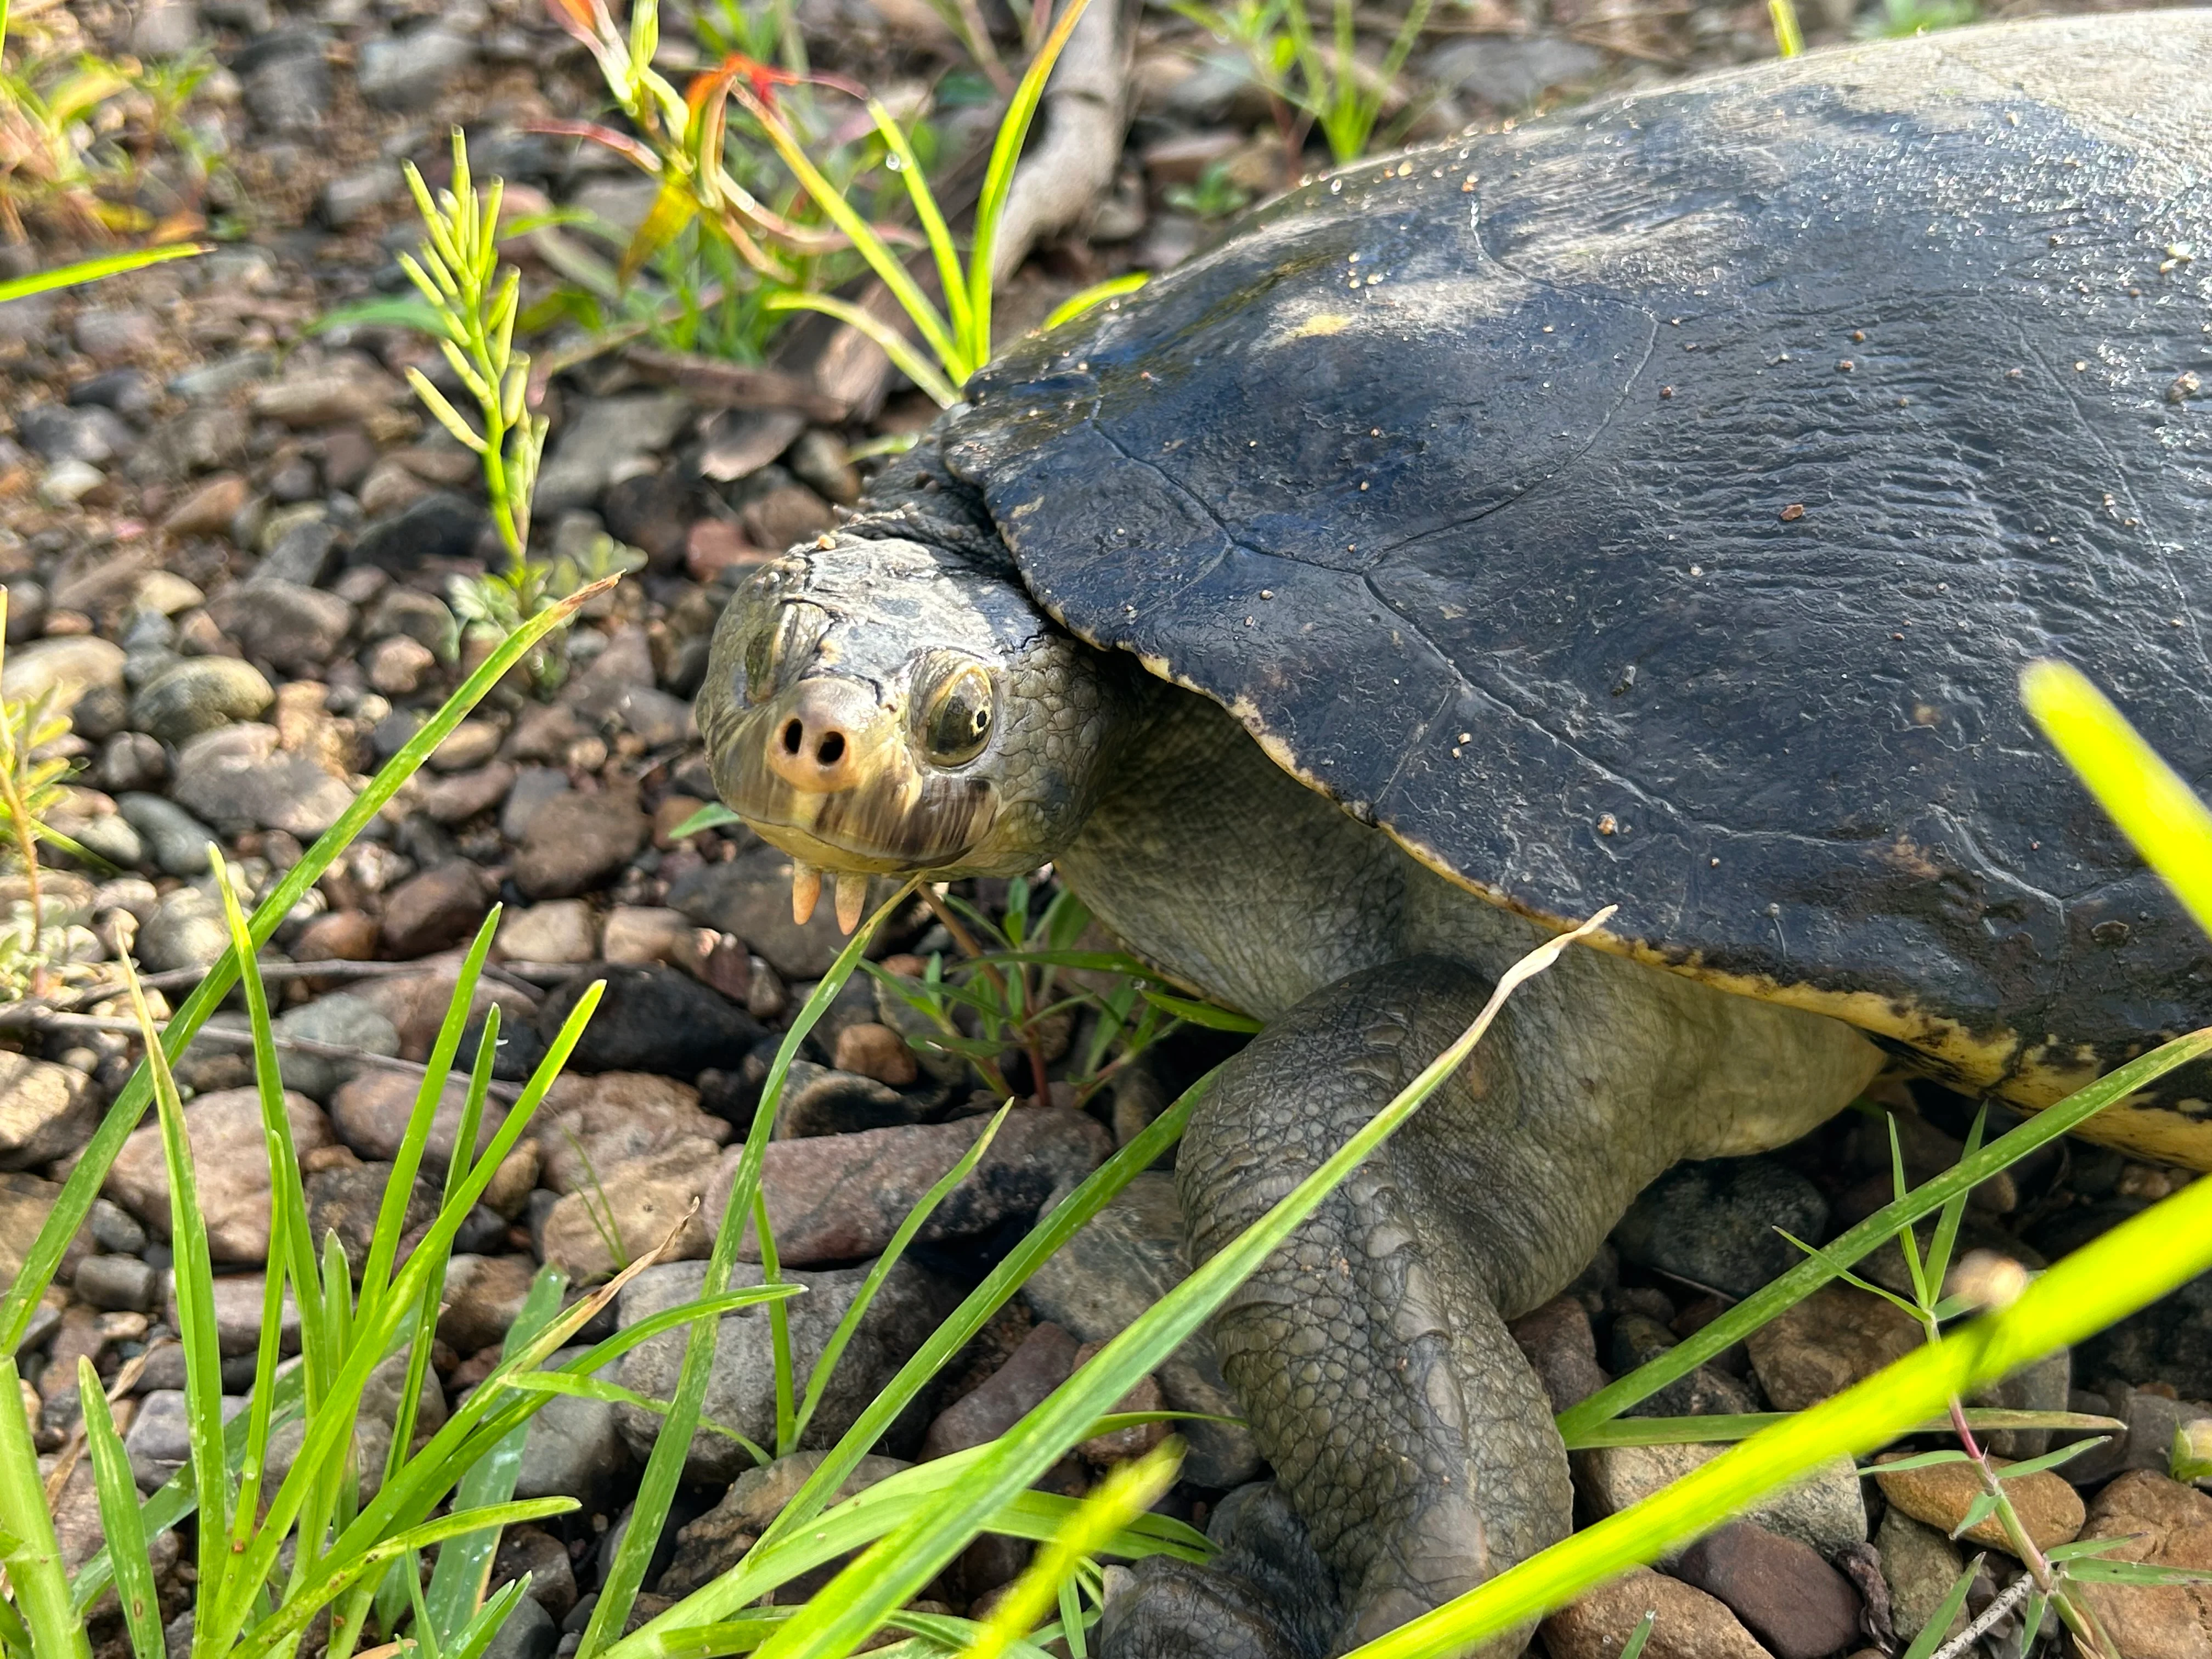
708 672 1000 929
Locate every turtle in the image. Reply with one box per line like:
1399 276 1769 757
697 12 2212 1653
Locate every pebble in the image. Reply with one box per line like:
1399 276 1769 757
365 635 437 695
106 1086 334 1263
832 1022 919 1087
75 1253 159 1314
295 908 381 971
482 1594 555 1659
306 1159 441 1268
438 1252 541 1355
769 1060 917 1138
615 1255 967 1479
494 1527 578 1621
1612 1155 1830 1299
536 1139 719 1280
2074 1470 2212 1658
380 860 493 958
259 517 346 588
1671 1522 1863 1659
2068 1385 2212 1485
0 1051 100 1171
330 1070 497 1172
501 766 572 840
1609 1311 1758 1419
420 761 517 825
136 885 231 972
206 580 354 674
514 1345 636 1510
131 656 275 744
1873 1451 2084 1554
1876 1506 1968 1648
668 845 864 981
533 394 693 517
117 793 217 877
1541 1566 1770 1659
126 1389 245 1491
599 905 693 967
2 635 126 715
349 492 484 573
251 367 405 430
514 784 648 899
239 37 330 134
1022 1172 1260 1489
534 1072 730 1193
41 459 106 505
534 963 764 1077
168 1271 299 1357
269 993 401 1102
1575 1441 1867 1559
499 899 600 963
0 1173 82 1295
923 1322 1080 1460
1746 1281 1922 1412
357 26 476 109
712 1105 1111 1267
740 483 836 551
168 723 356 839
1509 1295 1612 1413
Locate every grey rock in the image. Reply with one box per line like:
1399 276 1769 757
2062 1384 2211 1486
131 0 202 56
66 811 144 868
513 785 648 899
668 844 861 981
1607 1311 1759 1419
74 308 160 363
533 1072 729 1193
75 1254 158 1314
331 1071 494 1171
534 963 764 1077
768 1059 916 1139
168 352 274 404
1425 36 1605 109
1876 1506 1968 1647
1972 1346 2070 1459
166 1271 299 1356
514 1346 635 1510
1576 1441 1866 1559
363 586 455 650
241 41 331 134
321 165 400 227
2079 1264 2212 1401
349 491 484 573
532 393 691 517
89 1197 148 1255
259 516 345 587
107 1086 334 1263
170 723 355 839
616 1256 965 1481
357 27 475 110
136 885 230 972
501 767 571 840
1613 1156 1830 1300
1022 1173 1261 1488
207 580 354 674
2 635 127 715
661 1451 909 1595
0 1172 91 1295
117 793 219 878
131 657 274 744
380 860 492 958
481 1592 555 1659
439 1254 540 1355
126 1390 247 1491
269 993 400 1102
0 1050 100 1170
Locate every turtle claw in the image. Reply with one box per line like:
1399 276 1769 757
834 872 868 933
792 862 823 926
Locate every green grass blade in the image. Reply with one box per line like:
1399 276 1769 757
761 291 961 408
580 885 916 1659
361 909 503 1323
0 243 208 303
1341 1153 2212 1658
967 0 1096 362
0 1358 88 1659
114 957 234 1639
1559 1408 2121 1451
422 1265 566 1644
1041 274 1148 333
788 1106 1008 1446
2023 658 2212 933
865 98 972 350
759 1188 794 1457
78 1359 163 1659
737 911 1610 1659
448 1577 534 1659
0 580 619 1356
1555 1026 2212 1441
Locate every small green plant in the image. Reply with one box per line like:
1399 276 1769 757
1162 160 1251 220
0 590 104 1000
1170 0 1434 174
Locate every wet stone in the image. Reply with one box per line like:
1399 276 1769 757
1613 1155 1830 1299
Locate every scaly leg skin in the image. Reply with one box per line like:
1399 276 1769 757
1104 956 1708 1658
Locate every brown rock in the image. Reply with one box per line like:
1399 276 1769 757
330 1071 494 1172
1071 1342 1167 1466
1746 1282 1921 1411
496 899 600 964
438 1253 541 1355
162 472 250 537
925 1323 1081 1460
343 953 538 1059
1874 1453 2084 1555
740 483 834 550
295 908 380 977
533 1072 730 1194
380 861 491 958
106 1087 334 1263
709 1107 1113 1266
537 1140 720 1279
1542 1566 1771 1659
601 905 693 966
833 1021 919 1087
514 785 647 899
1672 1522 1861 1659
2073 1470 2212 1658
0 1052 99 1171
1510 1295 1610 1413
419 761 516 825
685 518 770 583
251 367 405 428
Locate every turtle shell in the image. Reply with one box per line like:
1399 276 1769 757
942 14 2212 1163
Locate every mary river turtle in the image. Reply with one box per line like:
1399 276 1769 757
698 14 2212 1654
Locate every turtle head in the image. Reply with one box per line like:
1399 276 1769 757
697 535 1125 912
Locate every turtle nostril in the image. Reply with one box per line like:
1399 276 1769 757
782 719 803 755
816 732 846 766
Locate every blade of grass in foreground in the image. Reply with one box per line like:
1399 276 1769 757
1341 1133 2212 1658
78 1358 165 1659
740 910 1616 1659
1558 1025 2212 1441
0 579 619 1356
0 1357 92 1659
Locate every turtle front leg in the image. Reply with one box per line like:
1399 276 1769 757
1104 956 1697 1657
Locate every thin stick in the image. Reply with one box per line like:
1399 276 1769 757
1928 1570 2034 1659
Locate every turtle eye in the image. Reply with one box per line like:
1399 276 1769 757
917 661 995 766
745 603 826 703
